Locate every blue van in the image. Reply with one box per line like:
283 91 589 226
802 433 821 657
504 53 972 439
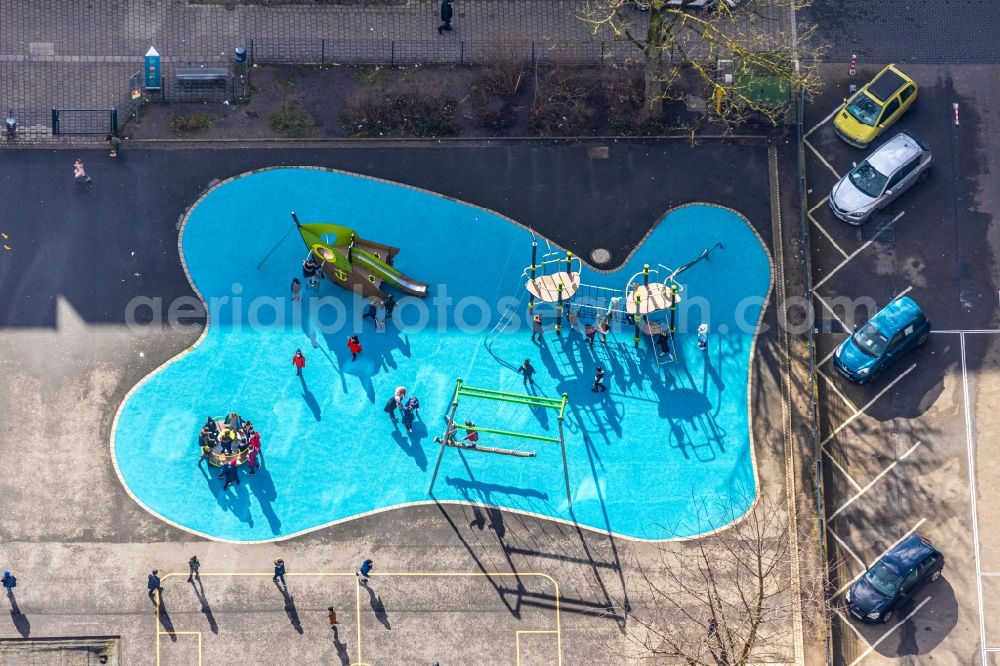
833 296 930 384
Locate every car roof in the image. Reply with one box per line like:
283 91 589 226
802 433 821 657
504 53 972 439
867 66 908 102
871 296 923 334
868 133 924 173
882 534 936 573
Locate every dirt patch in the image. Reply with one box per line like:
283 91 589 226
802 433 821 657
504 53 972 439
124 62 782 141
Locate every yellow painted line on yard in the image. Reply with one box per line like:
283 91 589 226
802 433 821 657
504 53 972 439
154 571 562 666
515 629 560 666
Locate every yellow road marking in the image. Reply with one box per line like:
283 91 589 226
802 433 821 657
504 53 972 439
155 571 562 666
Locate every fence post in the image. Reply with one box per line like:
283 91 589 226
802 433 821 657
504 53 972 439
531 41 535 67
321 38 325 66
51 108 59 136
461 40 464 65
250 38 255 66
110 108 118 136
391 40 395 67
601 40 605 63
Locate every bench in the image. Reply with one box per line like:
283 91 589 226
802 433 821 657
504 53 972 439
175 68 228 85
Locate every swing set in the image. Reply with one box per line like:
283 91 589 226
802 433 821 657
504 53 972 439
428 379 572 505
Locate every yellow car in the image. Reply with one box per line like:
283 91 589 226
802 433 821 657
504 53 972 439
834 65 918 148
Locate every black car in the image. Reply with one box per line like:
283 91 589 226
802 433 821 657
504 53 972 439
845 534 944 623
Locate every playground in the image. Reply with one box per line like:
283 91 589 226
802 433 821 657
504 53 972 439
112 166 772 543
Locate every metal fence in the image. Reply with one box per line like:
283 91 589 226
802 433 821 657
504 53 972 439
248 37 655 67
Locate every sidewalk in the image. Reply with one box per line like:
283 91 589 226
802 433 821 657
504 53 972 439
0 0 791 113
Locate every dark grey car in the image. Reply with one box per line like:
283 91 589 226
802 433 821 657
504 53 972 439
829 131 933 224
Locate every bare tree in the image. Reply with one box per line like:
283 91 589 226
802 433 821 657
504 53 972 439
580 0 826 126
612 490 830 664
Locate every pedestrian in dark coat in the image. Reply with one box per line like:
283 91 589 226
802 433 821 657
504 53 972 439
273 559 286 589
219 459 239 489
147 570 163 600
518 359 537 386
592 366 606 392
402 403 416 433
438 0 454 34
384 293 396 321
187 556 200 582
2 571 16 597
384 396 399 423
357 559 374 584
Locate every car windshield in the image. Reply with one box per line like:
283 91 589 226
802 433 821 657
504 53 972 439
865 562 902 598
852 322 888 357
848 161 888 198
846 93 882 126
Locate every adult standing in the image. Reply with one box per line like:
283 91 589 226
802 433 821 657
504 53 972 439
187 556 201 582
531 314 544 342
437 0 454 35
2 570 16 598
356 559 374 584
518 359 537 386
697 323 709 350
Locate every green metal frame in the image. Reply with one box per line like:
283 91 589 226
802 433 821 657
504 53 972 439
428 379 573 505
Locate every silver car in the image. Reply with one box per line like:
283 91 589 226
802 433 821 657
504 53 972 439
829 131 932 225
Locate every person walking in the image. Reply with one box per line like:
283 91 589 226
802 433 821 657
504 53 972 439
356 559 374 584
362 298 378 322
248 430 262 466
592 366 606 392
187 556 200 582
73 159 92 187
531 313 544 342
292 349 306 377
347 335 363 362
2 571 16 598
302 256 320 289
657 331 673 359
273 559 287 589
518 359 537 386
437 0 454 34
290 278 302 302
147 570 163 601
585 323 597 347
405 396 420 419
697 323 709 350
327 606 339 628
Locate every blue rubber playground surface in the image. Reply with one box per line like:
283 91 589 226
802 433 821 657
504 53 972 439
112 167 772 542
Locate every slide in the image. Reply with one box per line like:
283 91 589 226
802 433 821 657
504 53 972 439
352 248 429 298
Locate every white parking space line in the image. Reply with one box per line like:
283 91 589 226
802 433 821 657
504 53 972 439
982 572 1000 576
819 344 842 367
808 210 851 259
817 368 859 412
933 329 1000 334
821 364 916 447
804 104 845 139
827 442 923 521
836 518 928 596
835 609 873 648
806 140 842 180
813 212 906 290
823 447 864 492
960 333 988 666
847 596 932 666
892 285 913 301
828 527 866 568
808 196 830 215
814 293 849 331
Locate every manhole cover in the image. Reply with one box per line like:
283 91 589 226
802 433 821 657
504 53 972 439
590 248 611 264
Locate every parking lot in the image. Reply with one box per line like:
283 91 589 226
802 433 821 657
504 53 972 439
803 63 1000 664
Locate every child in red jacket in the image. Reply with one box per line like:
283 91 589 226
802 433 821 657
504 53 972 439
292 349 306 376
347 335 363 361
